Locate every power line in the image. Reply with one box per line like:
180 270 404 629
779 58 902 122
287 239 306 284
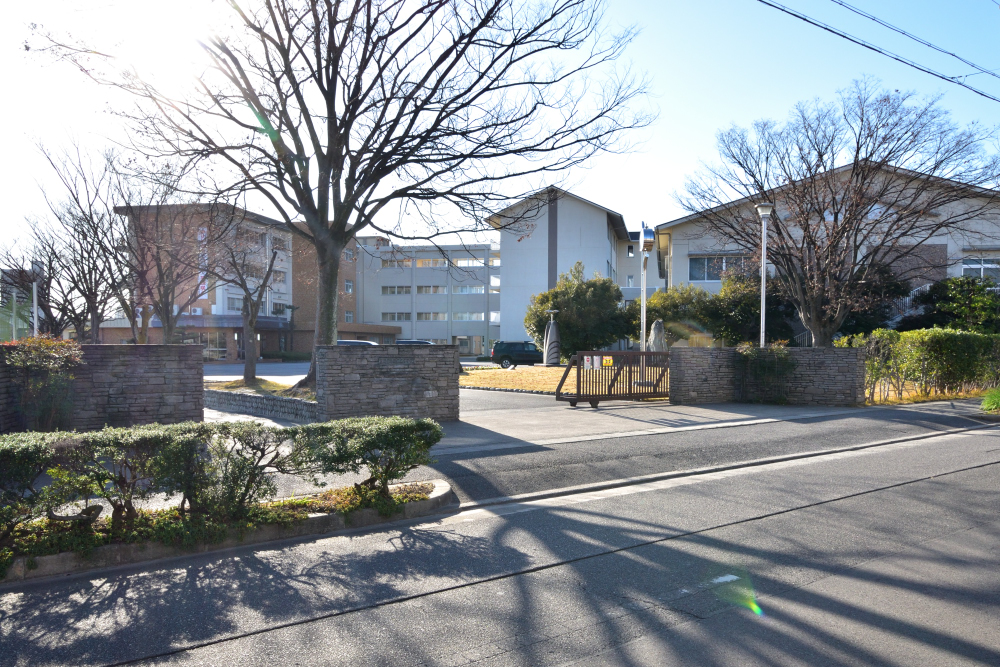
826 0 1000 83
753 0 1000 105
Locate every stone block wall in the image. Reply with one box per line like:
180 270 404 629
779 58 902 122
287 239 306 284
0 356 19 433
70 345 204 430
667 348 740 405
316 345 460 422
668 347 866 407
204 389 319 423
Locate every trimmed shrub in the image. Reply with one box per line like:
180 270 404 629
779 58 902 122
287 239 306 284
0 432 60 546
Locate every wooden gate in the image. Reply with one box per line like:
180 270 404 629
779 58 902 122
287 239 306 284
555 351 669 407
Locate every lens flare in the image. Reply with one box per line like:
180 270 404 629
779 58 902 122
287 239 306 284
705 564 765 617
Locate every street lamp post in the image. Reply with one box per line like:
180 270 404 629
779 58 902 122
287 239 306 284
755 203 774 348
640 223 655 351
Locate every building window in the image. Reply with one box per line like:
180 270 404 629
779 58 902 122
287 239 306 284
381 258 412 268
417 312 448 321
453 285 485 294
227 296 244 311
272 270 286 284
272 302 287 316
416 258 448 268
382 285 412 295
430 338 448 345
345 310 354 323
490 275 501 293
382 335 395 344
345 279 354 294
962 257 1000 281
417 285 447 294
453 312 485 321
628 245 634 257
381 312 412 321
490 311 500 323
490 254 501 266
627 275 634 288
689 256 747 281
344 248 356 261
271 236 289 251
453 258 485 267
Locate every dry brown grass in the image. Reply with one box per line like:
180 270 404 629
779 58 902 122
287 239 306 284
460 365 575 393
868 384 986 406
204 378 317 402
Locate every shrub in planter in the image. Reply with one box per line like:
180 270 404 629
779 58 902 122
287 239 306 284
1 337 83 432
148 422 215 517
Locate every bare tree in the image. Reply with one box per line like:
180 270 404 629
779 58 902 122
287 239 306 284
1 233 79 339
201 211 280 383
41 0 651 384
679 80 1000 346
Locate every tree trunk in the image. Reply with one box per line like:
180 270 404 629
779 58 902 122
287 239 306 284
138 306 153 344
89 306 101 343
297 241 341 388
243 310 257 383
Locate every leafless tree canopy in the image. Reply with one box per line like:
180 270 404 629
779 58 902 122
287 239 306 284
41 0 651 382
678 80 1000 346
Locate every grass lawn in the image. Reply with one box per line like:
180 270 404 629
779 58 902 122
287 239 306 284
204 378 317 402
460 365 576 393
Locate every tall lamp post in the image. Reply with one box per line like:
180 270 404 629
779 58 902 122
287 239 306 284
640 223 655 351
755 203 775 348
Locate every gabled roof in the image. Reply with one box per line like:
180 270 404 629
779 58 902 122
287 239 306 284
113 203 287 228
656 163 1000 232
488 186 629 241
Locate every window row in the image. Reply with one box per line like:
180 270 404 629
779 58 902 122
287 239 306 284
381 282 499 295
689 256 749 282
962 257 1000 280
381 257 501 269
381 312 490 322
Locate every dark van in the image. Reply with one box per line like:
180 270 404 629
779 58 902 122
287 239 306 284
491 341 543 368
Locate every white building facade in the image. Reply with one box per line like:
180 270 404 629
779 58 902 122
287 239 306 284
355 239 501 355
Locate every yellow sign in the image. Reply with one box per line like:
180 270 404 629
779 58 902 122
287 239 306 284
602 356 614 367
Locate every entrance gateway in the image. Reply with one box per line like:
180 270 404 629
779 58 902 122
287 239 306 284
555 350 669 408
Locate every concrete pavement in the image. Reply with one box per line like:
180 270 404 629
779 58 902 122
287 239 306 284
3 423 999 666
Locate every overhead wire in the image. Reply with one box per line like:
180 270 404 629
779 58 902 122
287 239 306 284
825 0 1000 83
753 0 1000 105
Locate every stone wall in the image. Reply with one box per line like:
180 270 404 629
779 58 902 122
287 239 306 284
667 348 740 405
70 345 204 430
0 356 19 433
204 389 319 423
668 347 866 407
316 345 460 422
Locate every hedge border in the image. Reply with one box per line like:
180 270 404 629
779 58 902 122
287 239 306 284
1 479 454 586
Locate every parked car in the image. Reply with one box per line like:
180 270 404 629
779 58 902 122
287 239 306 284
491 341 542 368
396 339 433 345
336 339 378 346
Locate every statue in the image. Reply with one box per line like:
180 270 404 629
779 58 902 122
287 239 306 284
647 319 667 352
543 310 561 365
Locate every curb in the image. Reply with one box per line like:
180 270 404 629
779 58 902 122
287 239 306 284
456 421 1000 511
1 480 455 587
461 386 557 396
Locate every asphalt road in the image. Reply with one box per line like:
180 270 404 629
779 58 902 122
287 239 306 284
3 423 999 666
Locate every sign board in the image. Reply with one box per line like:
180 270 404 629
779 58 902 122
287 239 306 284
583 355 592 370
602 356 614 367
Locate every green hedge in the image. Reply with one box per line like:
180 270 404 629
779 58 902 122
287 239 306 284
0 416 443 546
835 328 1000 401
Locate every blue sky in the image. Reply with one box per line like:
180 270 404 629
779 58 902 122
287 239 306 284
2 0 999 246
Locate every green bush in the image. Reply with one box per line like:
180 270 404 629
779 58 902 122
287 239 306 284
1 337 84 431
0 432 61 546
982 388 1000 413
293 417 443 498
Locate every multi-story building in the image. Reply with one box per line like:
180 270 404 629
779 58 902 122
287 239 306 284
354 238 501 355
289 231 401 349
490 187 655 342
100 205 295 360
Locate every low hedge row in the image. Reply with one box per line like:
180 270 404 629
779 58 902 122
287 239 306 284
835 328 1000 401
0 417 443 558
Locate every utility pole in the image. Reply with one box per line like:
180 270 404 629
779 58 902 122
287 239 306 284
755 203 775 348
640 223 655 351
